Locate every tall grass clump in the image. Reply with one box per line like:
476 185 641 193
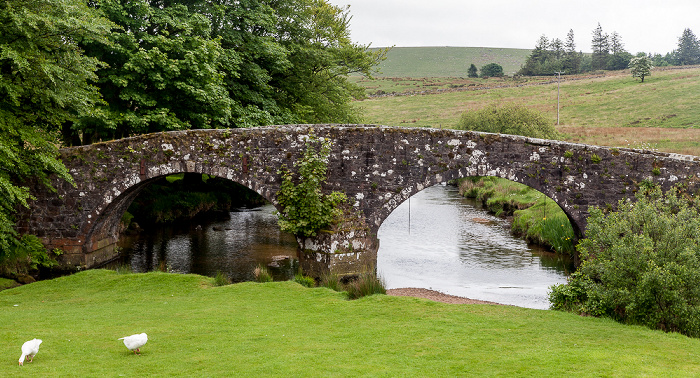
213 271 231 286
512 199 576 256
320 271 343 292
253 264 273 283
114 264 132 275
345 270 386 300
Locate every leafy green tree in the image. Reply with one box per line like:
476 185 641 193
518 35 552 76
550 38 564 60
456 104 558 139
74 0 386 143
467 64 478 78
480 63 504 78
519 34 574 76
650 52 671 67
676 28 700 65
0 0 113 263
76 0 233 144
629 56 653 82
266 0 387 124
550 187 700 337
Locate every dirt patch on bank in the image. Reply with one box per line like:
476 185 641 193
387 288 504 305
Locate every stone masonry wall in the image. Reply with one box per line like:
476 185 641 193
19 125 700 272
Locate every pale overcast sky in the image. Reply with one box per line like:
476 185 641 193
326 0 700 54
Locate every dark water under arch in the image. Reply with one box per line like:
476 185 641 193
112 184 571 309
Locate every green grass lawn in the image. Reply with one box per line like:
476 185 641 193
2 270 700 376
355 67 700 156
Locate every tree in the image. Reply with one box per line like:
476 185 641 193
73 0 387 143
480 63 504 78
676 28 700 65
562 29 581 74
549 187 700 337
76 0 233 144
629 56 653 82
266 0 388 124
467 63 478 78
550 38 564 61
0 0 114 263
605 31 632 70
591 23 609 70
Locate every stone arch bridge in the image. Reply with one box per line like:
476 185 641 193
20 125 700 277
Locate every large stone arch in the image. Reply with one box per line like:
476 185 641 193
21 125 700 277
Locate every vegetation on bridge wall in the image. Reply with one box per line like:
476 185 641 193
276 134 348 237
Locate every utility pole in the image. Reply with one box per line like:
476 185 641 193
554 71 564 125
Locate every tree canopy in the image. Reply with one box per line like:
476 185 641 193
0 0 385 267
518 30 582 76
67 0 387 144
480 63 504 78
0 0 114 263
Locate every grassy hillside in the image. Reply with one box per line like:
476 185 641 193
355 67 700 156
2 270 700 376
369 46 532 77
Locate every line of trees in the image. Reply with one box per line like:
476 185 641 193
0 0 385 267
518 24 700 76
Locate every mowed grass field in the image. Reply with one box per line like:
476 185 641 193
355 64 700 156
3 270 700 377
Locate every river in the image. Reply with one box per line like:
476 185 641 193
114 184 572 309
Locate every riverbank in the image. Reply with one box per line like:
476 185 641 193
2 270 698 376
456 177 576 256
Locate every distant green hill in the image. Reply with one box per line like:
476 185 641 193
370 46 532 77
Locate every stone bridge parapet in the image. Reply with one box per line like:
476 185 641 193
19 125 700 277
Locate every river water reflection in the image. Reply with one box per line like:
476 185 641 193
114 184 572 309
377 184 572 309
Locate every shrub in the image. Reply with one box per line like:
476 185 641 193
293 273 316 288
549 187 700 337
276 133 348 237
457 104 559 139
480 63 504 78
253 264 273 283
0 234 60 277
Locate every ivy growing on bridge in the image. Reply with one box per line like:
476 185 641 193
276 134 347 237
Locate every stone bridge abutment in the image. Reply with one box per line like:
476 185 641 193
20 125 700 277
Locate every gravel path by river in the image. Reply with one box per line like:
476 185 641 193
387 288 504 305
